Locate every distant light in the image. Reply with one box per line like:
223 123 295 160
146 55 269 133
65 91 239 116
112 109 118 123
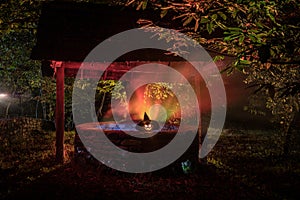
0 93 8 98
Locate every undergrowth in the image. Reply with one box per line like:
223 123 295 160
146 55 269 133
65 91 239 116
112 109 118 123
0 126 299 199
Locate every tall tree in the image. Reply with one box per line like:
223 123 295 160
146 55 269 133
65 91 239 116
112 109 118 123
0 0 44 117
0 0 124 119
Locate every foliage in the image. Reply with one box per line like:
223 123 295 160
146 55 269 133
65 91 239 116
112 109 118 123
143 82 196 120
0 31 41 96
0 0 45 89
245 65 299 125
72 79 128 121
144 82 174 102
208 127 300 199
0 0 44 119
0 0 121 120
36 77 75 129
0 0 42 37
0 0 123 123
121 0 300 155
123 0 299 65
103 80 127 106
0 125 75 199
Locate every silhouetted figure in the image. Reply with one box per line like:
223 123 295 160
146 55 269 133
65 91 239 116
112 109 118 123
136 112 160 132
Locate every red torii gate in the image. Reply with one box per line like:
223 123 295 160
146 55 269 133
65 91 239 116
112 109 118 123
50 60 210 162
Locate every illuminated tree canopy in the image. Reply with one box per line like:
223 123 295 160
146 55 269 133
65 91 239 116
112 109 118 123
120 0 300 155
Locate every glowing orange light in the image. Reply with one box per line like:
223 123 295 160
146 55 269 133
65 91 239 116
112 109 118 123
128 84 181 121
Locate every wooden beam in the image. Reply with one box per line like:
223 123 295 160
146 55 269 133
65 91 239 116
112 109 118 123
193 75 202 163
61 61 188 70
54 61 65 163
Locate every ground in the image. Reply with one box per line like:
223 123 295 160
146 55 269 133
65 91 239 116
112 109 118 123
0 121 299 200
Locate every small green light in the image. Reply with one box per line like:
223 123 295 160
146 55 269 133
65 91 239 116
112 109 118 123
181 159 192 174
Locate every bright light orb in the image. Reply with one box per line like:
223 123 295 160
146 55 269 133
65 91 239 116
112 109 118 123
148 104 167 123
0 94 8 98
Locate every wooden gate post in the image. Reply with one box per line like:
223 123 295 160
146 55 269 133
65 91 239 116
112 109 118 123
193 74 202 163
54 61 65 163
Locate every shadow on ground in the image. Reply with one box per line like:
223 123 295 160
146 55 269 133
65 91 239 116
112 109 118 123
5 161 265 200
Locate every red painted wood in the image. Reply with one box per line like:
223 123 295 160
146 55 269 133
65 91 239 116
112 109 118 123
194 75 201 162
55 66 65 163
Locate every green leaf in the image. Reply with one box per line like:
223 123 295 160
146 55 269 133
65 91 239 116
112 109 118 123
255 22 264 28
207 22 213 34
183 16 193 26
160 9 168 18
218 11 227 20
239 59 251 65
142 0 148 10
256 33 268 37
249 34 257 42
227 27 242 32
224 35 240 41
224 36 232 41
200 17 209 24
238 34 245 45
266 9 275 22
211 14 218 21
213 55 225 62
215 21 227 29
232 9 238 18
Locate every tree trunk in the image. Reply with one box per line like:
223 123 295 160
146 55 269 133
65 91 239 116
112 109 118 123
97 92 106 119
283 114 296 157
42 102 47 120
19 96 23 116
35 100 39 118
5 102 11 118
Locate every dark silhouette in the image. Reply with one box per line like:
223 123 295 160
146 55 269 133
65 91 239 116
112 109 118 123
136 112 160 132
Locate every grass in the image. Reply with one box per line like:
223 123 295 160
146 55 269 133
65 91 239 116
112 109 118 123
207 128 300 199
0 125 299 199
